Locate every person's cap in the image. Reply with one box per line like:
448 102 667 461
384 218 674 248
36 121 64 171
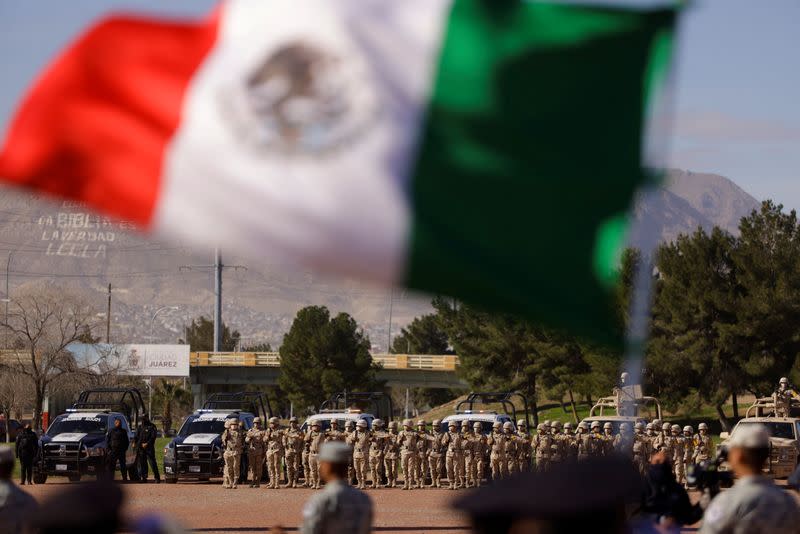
780 377 789 384
662 423 671 431
403 419 413 427
492 421 501 429
729 424 770 449
0 447 13 464
564 422 572 430
417 419 426 426
683 425 693 433
603 422 612 429
289 416 298 423
269 416 279 424
551 421 562 429
34 480 123 533
453 455 642 530
373 419 383 427
671 424 680 433
311 420 321 427
357 419 368 428
318 441 353 464
590 421 601 429
517 419 526 427
503 421 513 429
461 420 470 427
698 422 708 430
473 422 482 429
253 417 262 424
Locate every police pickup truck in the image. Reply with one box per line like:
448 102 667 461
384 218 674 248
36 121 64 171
34 388 144 483
440 391 531 434
163 391 271 483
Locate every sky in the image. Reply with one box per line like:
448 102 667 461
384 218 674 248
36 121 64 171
0 0 798 207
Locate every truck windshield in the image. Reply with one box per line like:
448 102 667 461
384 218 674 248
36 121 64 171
735 421 795 440
47 415 108 436
179 417 227 437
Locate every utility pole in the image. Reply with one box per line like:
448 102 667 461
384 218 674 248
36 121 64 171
3 252 12 348
386 287 394 353
180 250 245 353
106 283 112 343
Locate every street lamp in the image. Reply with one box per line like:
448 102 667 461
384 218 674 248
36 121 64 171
149 306 180 344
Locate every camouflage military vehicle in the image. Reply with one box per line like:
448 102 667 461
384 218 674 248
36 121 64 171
718 397 800 479
580 377 662 433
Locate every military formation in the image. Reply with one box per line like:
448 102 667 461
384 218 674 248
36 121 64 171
215 414 717 490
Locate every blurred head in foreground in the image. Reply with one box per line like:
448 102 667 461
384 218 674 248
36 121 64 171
34 481 123 534
453 455 641 534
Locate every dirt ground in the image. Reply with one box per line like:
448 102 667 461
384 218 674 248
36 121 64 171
24 480 472 533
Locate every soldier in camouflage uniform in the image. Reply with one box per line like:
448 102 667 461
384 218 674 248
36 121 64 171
470 421 487 487
264 417 284 489
398 419 419 490
515 420 532 472
486 421 507 481
775 377 800 417
670 424 686 485
245 417 266 488
427 420 444 488
613 422 634 458
693 422 713 464
441 420 463 490
369 419 387 489
283 416 304 488
653 422 671 453
349 419 371 490
416 420 431 487
588 421 606 458
344 420 356 483
221 418 244 489
325 419 346 443
302 423 312 487
576 422 590 460
682 425 695 486
305 420 325 489
533 423 552 471
503 421 518 475
632 422 651 475
384 421 400 488
549 421 565 467
563 422 578 462
460 420 475 487
601 422 615 455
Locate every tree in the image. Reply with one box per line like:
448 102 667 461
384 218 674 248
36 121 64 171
391 314 452 355
0 369 32 442
179 316 240 351
278 306 378 414
0 287 100 430
242 342 272 352
152 379 192 433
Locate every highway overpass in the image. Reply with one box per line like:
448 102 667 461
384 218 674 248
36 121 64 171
190 352 467 408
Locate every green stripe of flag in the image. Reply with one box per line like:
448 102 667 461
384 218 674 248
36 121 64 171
407 0 676 346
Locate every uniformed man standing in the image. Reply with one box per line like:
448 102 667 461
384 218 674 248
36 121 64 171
548 421 565 468
601 422 615 456
221 418 244 489
587 421 605 458
775 377 799 417
264 417 284 489
0 447 37 533
398 419 418 490
653 422 672 454
471 422 487 487
503 421 519 475
486 421 507 481
349 420 371 490
533 423 552 471
325 419 346 443
344 421 356 484
632 422 651 475
693 422 713 464
669 424 686 485
245 417 266 488
305 421 325 489
441 420 463 490
700 424 800 534
105 417 130 482
426 420 444 488
15 424 38 486
562 422 578 462
460 420 474 487
415 420 431 487
368 419 386 489
299 442 373 534
384 421 400 488
613 423 634 458
134 415 160 484
283 416 304 488
515 420 532 472
576 422 590 461
682 425 695 485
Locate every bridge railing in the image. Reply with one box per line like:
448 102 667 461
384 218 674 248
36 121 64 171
190 352 458 370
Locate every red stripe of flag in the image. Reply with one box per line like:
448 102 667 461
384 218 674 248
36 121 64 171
0 11 220 226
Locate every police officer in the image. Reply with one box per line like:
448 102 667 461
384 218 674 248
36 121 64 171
305 420 325 489
416 420 431 487
283 416 304 488
15 423 38 486
105 417 129 482
221 418 244 489
693 422 713 463
368 419 387 489
486 421 507 481
0 447 37 533
700 424 800 533
264 416 284 489
398 419 418 490
350 419 370 490
441 420 463 490
384 421 400 488
134 415 160 484
426 420 444 488
245 417 266 488
299 442 373 534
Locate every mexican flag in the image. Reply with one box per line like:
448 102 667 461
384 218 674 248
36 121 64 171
0 0 676 345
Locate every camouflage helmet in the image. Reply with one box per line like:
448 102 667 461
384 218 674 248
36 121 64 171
373 418 384 428
577 422 588 431
619 423 629 432
450 420 460 429
330 419 339 426
517 419 527 427
252 417 262 425
224 419 232 428
461 420 470 428
543 420 551 427
268 416 280 425
620 371 630 383
563 422 573 430
662 423 671 432
671 424 681 433
635 422 645 431
492 421 502 429
473 421 482 430
417 419 426 427
645 422 655 431
388 420 398 428
311 420 321 428
344 420 355 429
551 420 562 429
590 421 601 429
537 423 546 431
780 377 789 384
653 419 662 428
357 419 368 428
603 422 613 430
403 419 413 428
289 416 299 424
503 421 513 430
698 422 709 431
432 419 441 428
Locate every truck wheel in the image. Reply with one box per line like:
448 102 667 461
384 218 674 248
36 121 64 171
33 473 48 484
68 475 81 482
198 476 211 482
165 476 178 484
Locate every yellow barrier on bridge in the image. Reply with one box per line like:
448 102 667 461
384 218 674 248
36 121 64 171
189 352 458 371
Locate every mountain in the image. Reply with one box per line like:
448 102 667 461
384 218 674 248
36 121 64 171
0 170 761 346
